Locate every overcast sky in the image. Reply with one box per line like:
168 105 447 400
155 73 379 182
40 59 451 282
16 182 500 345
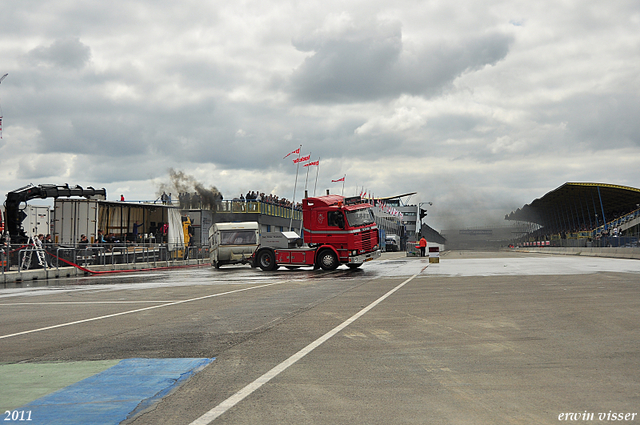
1 0 639 230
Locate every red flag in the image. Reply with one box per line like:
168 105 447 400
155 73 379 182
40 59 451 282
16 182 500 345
331 177 345 182
283 147 300 159
293 154 311 163
303 160 319 167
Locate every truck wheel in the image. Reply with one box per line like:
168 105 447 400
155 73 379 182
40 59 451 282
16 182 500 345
318 250 338 271
257 249 276 271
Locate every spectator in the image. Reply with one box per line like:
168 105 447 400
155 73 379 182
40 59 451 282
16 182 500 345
161 222 169 242
133 221 143 241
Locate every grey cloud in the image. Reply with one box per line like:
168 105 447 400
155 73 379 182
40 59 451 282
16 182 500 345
538 92 640 148
288 22 513 103
24 37 91 69
17 156 68 180
74 156 167 184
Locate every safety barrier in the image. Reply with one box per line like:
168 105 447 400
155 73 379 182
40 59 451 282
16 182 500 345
1 242 210 284
429 246 440 263
520 237 639 248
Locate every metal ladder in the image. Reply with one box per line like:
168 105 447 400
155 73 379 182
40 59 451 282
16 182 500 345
21 236 49 270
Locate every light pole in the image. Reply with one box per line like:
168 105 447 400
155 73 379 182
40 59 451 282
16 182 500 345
418 202 432 222
417 202 433 236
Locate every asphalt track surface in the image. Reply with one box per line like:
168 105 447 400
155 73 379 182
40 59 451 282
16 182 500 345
2 250 640 424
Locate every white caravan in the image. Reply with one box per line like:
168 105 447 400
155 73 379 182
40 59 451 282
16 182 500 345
209 222 260 268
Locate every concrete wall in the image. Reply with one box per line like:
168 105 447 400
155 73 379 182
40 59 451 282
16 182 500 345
516 247 640 260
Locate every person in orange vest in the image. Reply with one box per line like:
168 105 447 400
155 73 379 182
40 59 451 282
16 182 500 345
419 237 427 257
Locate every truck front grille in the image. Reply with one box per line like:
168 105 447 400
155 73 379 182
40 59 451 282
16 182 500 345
357 229 376 251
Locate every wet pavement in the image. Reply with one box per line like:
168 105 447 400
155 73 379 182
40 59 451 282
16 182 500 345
1 250 640 424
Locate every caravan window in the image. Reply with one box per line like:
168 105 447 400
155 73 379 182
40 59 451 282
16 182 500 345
220 230 257 245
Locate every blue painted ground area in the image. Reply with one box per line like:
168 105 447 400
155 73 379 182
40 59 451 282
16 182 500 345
18 358 214 425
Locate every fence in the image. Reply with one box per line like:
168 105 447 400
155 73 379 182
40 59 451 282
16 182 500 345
3 241 210 275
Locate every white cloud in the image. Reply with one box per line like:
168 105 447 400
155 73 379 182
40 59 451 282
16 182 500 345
1 0 639 229
355 106 426 135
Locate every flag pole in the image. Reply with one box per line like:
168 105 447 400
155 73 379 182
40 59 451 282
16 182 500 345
304 152 311 193
313 157 320 197
0 74 7 140
289 144 302 231
341 174 346 196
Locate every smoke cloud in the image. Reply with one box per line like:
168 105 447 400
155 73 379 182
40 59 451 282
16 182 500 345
158 169 222 210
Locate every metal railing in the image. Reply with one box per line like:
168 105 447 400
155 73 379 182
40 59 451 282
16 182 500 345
217 200 303 221
2 242 210 274
1 249 6 278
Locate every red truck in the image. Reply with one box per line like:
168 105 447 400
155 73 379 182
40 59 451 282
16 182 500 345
254 195 381 271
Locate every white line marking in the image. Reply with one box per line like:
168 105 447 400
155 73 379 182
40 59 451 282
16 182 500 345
0 282 285 340
189 266 428 425
0 301 184 306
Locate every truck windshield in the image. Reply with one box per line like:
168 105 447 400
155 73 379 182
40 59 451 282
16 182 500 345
345 208 375 227
220 230 257 245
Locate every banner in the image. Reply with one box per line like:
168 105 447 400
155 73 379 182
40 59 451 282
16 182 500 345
293 154 311 164
331 177 345 182
304 160 319 167
283 147 300 159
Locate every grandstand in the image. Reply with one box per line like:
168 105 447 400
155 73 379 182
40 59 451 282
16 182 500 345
506 183 640 248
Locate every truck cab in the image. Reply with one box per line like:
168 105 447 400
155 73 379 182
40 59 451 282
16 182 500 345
299 195 381 270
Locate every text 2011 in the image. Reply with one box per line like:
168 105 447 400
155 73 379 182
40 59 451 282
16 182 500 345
3 411 32 421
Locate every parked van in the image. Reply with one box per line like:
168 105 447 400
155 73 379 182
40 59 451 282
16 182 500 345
385 234 400 251
209 222 259 268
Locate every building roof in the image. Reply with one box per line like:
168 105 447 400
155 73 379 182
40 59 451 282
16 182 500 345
506 182 640 229
375 192 417 201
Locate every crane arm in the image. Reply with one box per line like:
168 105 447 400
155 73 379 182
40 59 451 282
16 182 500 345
4 184 107 242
